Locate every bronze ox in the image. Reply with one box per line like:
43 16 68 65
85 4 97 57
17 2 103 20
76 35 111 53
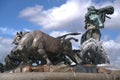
12 30 80 65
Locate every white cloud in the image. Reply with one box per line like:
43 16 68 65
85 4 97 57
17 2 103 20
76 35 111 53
19 0 120 31
19 0 91 31
0 27 17 36
103 39 120 66
19 5 43 18
0 37 14 63
103 40 120 49
23 28 31 32
116 35 120 43
0 27 33 37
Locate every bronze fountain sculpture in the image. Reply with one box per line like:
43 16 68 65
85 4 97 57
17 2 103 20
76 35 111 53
1 5 120 80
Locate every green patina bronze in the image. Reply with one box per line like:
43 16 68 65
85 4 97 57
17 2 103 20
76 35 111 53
81 5 114 44
85 5 114 29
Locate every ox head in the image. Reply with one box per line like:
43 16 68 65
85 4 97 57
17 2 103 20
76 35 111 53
12 31 30 45
12 32 23 45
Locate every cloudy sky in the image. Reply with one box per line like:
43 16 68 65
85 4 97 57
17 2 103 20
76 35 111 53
0 0 120 66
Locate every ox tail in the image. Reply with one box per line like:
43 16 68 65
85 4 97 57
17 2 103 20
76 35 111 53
57 32 81 39
66 37 79 42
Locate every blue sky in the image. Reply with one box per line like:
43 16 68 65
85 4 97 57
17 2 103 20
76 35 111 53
0 0 67 38
0 0 120 66
0 0 119 38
